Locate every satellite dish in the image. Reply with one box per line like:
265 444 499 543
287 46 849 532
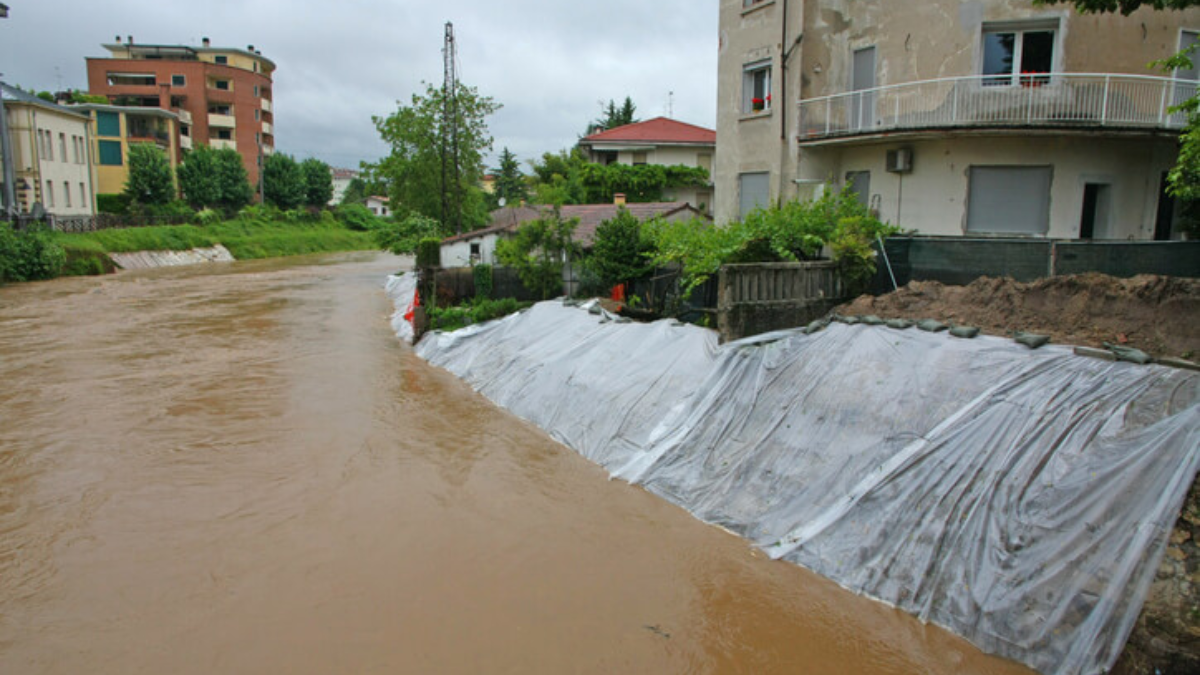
498 197 507 207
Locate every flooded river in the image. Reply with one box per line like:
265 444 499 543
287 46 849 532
0 252 1034 674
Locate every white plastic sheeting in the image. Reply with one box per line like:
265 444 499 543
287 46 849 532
386 274 418 344
388 284 1200 675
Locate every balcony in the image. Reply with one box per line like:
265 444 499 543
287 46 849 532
262 144 275 156
261 121 273 135
209 138 237 151
180 135 193 151
173 108 193 125
208 113 236 129
798 73 1195 143
261 97 272 113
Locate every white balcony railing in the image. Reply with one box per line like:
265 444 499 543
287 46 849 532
260 98 272 113
180 135 193 151
261 121 273 135
798 73 1196 141
209 138 237 151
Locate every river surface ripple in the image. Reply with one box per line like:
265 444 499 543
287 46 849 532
0 252 1033 674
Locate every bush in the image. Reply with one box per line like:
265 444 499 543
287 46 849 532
0 223 65 282
131 199 194 224
374 214 442 254
96 193 132 215
426 296 528 332
335 202 379 231
196 208 223 226
495 209 579 300
586 207 653 290
473 263 493 299
416 237 441 267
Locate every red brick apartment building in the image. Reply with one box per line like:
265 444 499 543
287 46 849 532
86 36 275 188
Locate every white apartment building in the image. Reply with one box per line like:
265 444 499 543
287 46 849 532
715 0 1200 239
2 83 97 216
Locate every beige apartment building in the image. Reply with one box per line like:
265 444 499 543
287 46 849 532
1 83 96 216
715 0 1200 239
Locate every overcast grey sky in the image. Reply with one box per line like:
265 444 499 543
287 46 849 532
0 0 719 172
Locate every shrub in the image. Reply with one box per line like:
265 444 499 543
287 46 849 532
416 237 442 267
375 214 443 255
495 209 579 299
336 202 379 231
262 153 305 210
473 263 493 299
426 296 529 332
0 223 65 282
196 208 223 226
96 193 132 215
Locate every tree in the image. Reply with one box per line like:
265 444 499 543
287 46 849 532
300 158 334 208
340 177 368 205
528 150 709 205
262 153 305 210
587 96 640 135
489 147 529 208
179 144 254 210
123 143 175 205
495 208 580 299
586 207 653 290
371 81 500 234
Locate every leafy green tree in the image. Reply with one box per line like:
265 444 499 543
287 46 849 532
586 207 654 290
371 81 500 233
529 148 588 205
495 208 580 299
262 153 305 210
588 96 639 135
528 150 708 205
300 158 334 208
489 147 529 209
123 143 175 205
340 177 368 205
213 148 254 210
178 144 253 210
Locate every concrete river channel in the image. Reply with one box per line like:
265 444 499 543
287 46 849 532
0 252 1034 674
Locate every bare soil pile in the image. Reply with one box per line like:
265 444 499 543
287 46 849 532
838 273 1200 359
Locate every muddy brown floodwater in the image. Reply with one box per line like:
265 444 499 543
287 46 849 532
0 252 1036 675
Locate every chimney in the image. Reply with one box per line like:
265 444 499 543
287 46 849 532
247 44 254 51
127 35 133 45
115 35 122 43
613 193 627 206
202 37 210 47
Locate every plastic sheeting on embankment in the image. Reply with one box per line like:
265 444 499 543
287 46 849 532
385 276 1200 675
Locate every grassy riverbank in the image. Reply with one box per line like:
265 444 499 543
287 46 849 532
52 211 376 277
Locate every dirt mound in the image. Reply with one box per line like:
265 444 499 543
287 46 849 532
838 273 1200 359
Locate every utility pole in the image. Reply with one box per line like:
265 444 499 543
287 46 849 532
441 21 461 234
0 5 14 220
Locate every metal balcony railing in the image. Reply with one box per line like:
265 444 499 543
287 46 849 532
798 73 1197 141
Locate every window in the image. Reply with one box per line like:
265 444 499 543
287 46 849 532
44 131 54 161
698 153 712 172
967 166 1052 235
106 72 156 86
98 140 123 166
214 79 230 90
982 23 1056 86
172 74 186 87
45 181 54 208
96 111 121 137
632 151 647 165
214 129 232 140
80 183 88 209
739 172 770 218
65 183 72 208
59 133 67 161
743 61 772 114
214 55 228 65
470 242 481 261
208 104 232 116
254 85 260 97
254 109 260 121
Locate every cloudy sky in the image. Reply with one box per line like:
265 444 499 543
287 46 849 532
0 0 719 172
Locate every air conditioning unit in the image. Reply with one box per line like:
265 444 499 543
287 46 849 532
886 148 913 173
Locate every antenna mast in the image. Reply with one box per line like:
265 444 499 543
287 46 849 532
441 22 462 234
